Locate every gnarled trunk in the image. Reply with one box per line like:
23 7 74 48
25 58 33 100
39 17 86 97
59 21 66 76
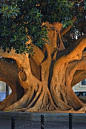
0 22 86 112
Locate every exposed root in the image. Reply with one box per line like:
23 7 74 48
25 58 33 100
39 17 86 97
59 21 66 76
25 87 44 112
26 86 35 105
2 82 84 112
2 84 85 112
27 84 42 109
26 86 59 112
51 84 72 110
78 104 86 112
4 90 30 111
66 87 84 110
0 92 17 110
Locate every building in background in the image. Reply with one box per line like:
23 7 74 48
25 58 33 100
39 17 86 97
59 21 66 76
73 79 86 94
72 79 86 102
0 81 12 102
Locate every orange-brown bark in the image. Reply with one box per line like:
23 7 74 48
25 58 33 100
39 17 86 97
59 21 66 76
0 22 86 112
0 59 24 110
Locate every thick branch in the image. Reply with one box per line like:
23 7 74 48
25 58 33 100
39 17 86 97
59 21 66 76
0 48 31 72
0 48 23 62
29 57 41 80
0 59 18 90
72 52 86 85
66 55 86 87
0 59 24 110
41 43 51 85
43 22 65 54
50 38 86 92
72 70 86 86
31 44 44 66
26 36 44 65
54 38 86 72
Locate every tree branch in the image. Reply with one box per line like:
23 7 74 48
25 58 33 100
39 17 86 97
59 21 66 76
66 54 86 87
41 43 51 85
0 47 28 67
0 47 32 74
51 38 86 88
31 44 44 66
55 38 86 69
72 70 86 86
26 35 44 65
0 59 18 90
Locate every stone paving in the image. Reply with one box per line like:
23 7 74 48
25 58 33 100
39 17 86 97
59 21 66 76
0 119 86 129
0 111 86 129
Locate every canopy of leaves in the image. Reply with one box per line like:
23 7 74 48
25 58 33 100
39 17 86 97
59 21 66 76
63 0 86 47
0 0 86 54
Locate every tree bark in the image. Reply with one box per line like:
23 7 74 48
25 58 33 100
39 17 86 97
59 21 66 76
0 59 24 110
0 22 86 112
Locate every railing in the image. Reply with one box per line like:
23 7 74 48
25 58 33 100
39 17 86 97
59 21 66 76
11 113 73 129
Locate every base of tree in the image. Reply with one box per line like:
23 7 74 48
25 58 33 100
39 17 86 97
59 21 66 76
0 87 85 113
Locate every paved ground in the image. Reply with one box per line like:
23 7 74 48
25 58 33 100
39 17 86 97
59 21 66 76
0 119 86 129
0 111 86 129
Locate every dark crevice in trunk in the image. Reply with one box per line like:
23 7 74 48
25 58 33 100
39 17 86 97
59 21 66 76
48 60 55 89
16 81 24 101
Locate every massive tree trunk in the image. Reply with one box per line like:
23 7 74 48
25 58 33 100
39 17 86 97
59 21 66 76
0 22 86 112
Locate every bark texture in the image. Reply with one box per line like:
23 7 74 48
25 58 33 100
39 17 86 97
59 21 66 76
0 22 86 112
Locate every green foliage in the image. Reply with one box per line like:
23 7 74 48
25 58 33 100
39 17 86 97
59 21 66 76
0 1 20 18
0 0 85 54
0 0 46 54
39 0 73 24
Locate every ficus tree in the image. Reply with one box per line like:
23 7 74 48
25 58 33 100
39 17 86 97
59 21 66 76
0 0 86 112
